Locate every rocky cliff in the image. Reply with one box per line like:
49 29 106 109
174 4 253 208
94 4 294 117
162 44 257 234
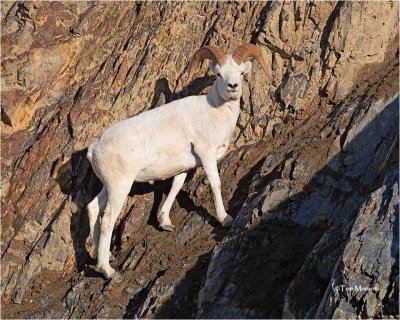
1 1 398 318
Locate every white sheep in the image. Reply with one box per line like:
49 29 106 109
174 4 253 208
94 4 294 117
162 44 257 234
87 43 270 281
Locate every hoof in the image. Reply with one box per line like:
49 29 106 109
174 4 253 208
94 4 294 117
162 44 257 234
160 224 176 232
93 265 123 283
110 271 125 284
221 215 234 228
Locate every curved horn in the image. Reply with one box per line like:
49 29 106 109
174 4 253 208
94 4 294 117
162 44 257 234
232 43 271 79
188 46 227 79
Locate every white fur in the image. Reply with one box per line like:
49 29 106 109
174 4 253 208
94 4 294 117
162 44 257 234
87 55 253 279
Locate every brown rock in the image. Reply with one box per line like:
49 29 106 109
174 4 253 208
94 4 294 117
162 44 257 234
1 1 398 318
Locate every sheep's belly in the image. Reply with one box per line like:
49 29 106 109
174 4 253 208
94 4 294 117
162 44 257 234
135 152 200 182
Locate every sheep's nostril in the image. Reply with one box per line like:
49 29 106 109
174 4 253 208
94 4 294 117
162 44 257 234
228 83 238 88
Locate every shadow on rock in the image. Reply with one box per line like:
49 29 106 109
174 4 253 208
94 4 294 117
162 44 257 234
152 95 399 319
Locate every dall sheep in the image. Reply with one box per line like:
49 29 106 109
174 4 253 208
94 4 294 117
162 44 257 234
87 43 270 281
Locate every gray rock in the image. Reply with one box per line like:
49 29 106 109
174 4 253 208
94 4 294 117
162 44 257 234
315 169 399 319
198 93 399 319
41 294 55 309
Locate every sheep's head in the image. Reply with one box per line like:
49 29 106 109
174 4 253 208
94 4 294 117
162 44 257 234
188 44 271 101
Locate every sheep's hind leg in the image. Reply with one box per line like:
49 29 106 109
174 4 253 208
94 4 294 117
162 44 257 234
97 178 132 282
158 172 187 232
87 187 108 256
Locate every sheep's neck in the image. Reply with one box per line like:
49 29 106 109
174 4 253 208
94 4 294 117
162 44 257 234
206 83 241 132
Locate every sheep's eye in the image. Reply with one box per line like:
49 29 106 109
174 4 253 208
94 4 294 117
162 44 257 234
241 72 244 76
217 73 221 77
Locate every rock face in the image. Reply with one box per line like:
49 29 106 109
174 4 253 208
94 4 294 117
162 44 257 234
1 1 398 319
314 169 399 319
198 95 399 319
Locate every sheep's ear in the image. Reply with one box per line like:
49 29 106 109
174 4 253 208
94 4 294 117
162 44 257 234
209 61 218 75
241 61 252 74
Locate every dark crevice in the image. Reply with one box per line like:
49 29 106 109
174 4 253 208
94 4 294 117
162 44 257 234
135 2 142 17
66 112 74 139
1 108 12 126
123 269 166 319
250 2 274 44
319 1 345 61
73 86 84 106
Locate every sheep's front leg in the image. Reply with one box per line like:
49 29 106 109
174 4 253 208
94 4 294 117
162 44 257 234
195 146 234 227
158 172 187 231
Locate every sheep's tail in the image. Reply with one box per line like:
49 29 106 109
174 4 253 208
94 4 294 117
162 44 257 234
87 144 94 164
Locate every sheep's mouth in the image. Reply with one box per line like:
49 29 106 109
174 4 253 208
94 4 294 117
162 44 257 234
227 91 240 101
227 89 238 93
